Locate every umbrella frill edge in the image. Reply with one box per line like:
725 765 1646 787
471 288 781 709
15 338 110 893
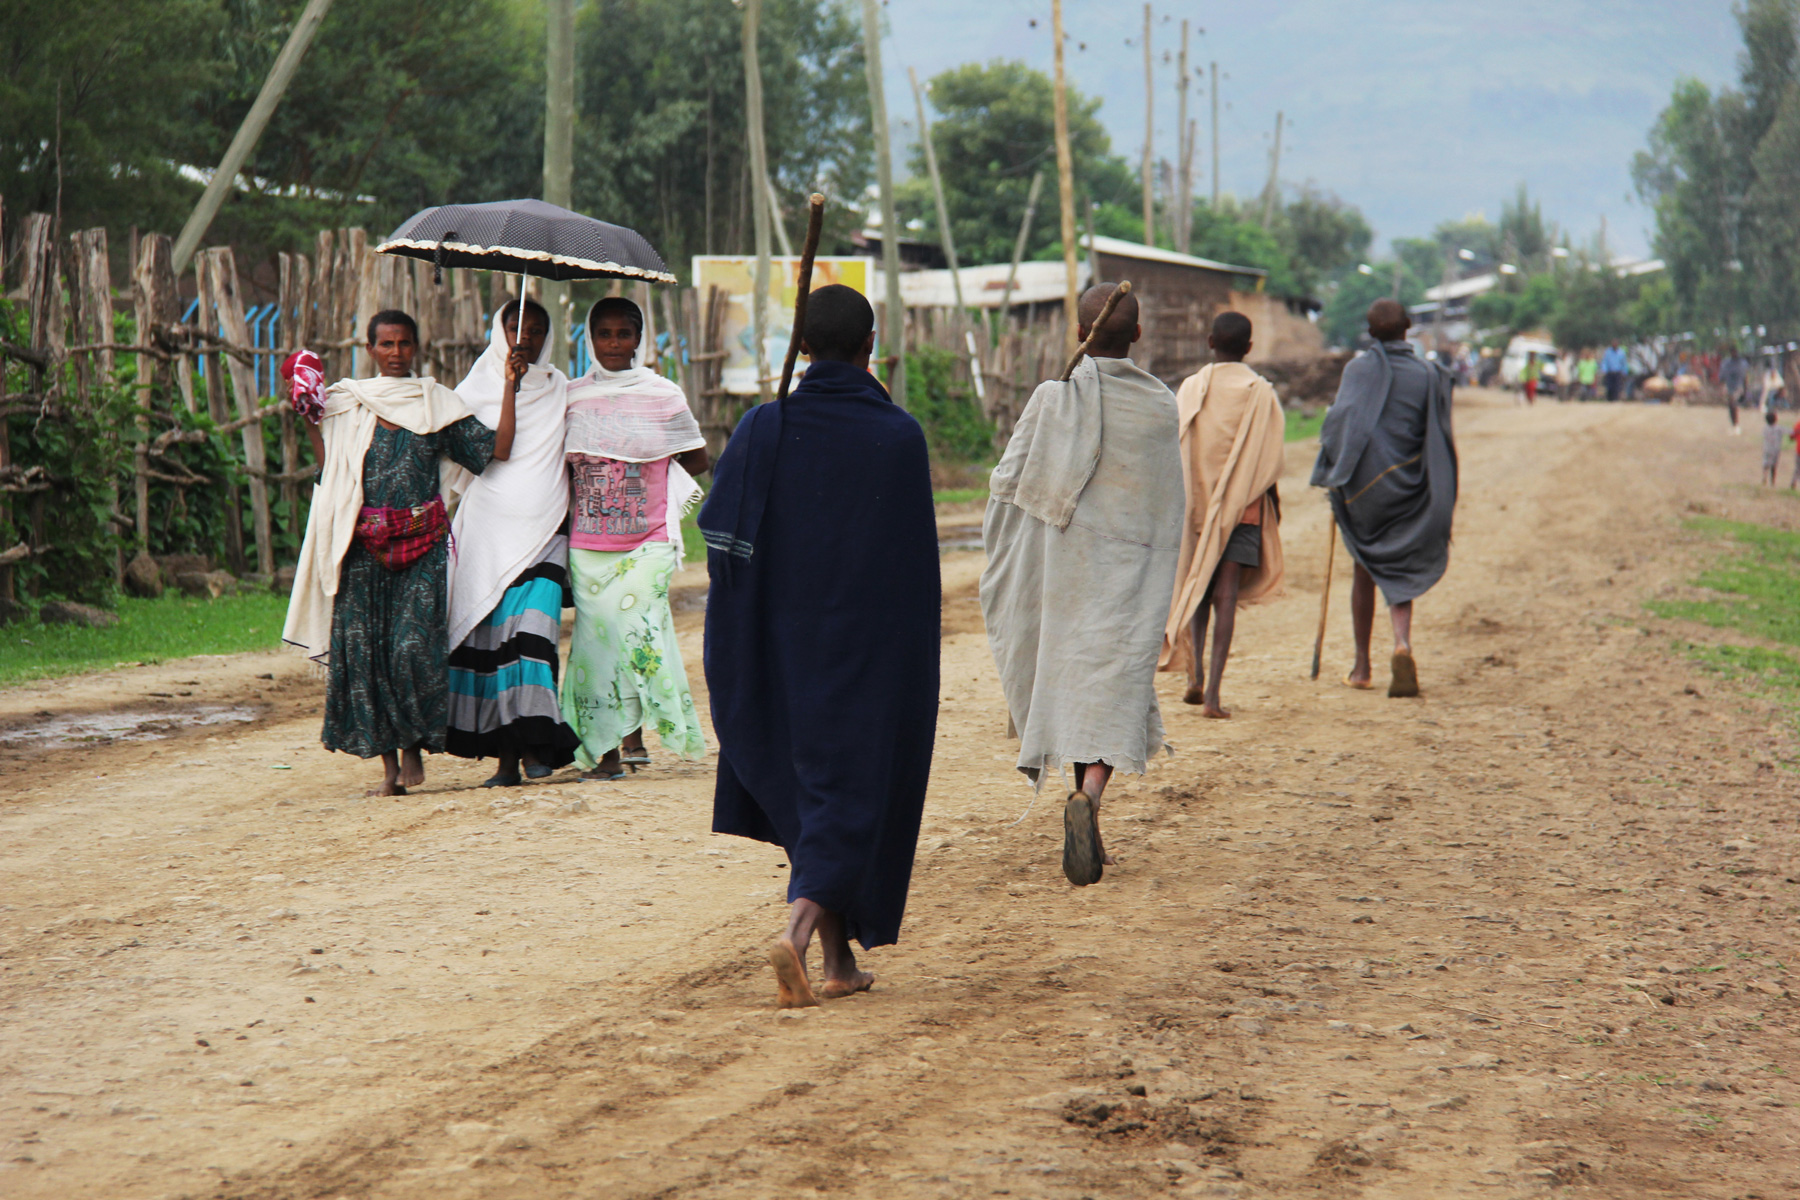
374 238 678 286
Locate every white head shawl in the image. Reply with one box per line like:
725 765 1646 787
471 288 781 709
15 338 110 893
445 305 572 651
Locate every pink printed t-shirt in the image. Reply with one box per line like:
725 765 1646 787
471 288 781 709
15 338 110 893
568 454 671 552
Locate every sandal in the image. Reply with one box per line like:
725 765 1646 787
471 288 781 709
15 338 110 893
524 763 555 780
579 767 626 782
480 771 522 788
1062 791 1105 887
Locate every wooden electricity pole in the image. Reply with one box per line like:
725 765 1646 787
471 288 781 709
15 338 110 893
1210 61 1221 208
1175 20 1191 255
910 67 967 319
1141 3 1154 246
1260 110 1283 229
1053 0 1080 353
543 0 575 366
860 0 906 406
743 0 775 404
172 0 335 271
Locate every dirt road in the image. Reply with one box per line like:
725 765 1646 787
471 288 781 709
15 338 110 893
3 392 1798 1199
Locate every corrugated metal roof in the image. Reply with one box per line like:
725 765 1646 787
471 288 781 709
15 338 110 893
876 260 1092 309
1088 235 1269 278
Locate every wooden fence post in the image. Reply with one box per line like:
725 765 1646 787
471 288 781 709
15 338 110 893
132 234 177 549
71 227 124 583
277 251 312 548
204 247 275 577
194 252 246 573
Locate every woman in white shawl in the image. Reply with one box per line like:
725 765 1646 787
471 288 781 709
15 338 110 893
282 310 512 797
561 297 709 779
445 299 582 786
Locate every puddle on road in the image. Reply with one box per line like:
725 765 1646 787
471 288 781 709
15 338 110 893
0 706 259 751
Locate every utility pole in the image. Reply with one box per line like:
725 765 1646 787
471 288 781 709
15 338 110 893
1052 0 1080 353
543 0 575 366
860 0 905 406
1141 3 1154 246
910 67 967 318
1175 20 1191 255
743 0 774 403
172 0 335 271
999 170 1044 316
1260 111 1282 229
1210 61 1220 208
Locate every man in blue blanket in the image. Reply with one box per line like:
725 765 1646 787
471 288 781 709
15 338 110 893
699 285 941 1009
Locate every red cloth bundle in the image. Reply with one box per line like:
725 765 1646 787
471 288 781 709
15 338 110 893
281 349 327 423
353 495 448 571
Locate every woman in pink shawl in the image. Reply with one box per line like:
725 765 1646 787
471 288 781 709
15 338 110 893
561 297 710 779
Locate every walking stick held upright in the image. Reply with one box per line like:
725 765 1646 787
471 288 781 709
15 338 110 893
1060 280 1133 381
1310 516 1337 681
777 192 827 403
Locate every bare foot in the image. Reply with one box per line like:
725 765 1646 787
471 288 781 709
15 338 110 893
1344 670 1374 690
769 938 819 1009
1202 702 1231 719
1182 684 1205 706
1388 650 1420 698
399 747 425 788
821 970 876 999
368 781 406 797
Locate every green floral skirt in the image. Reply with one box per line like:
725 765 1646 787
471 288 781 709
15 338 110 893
560 541 707 767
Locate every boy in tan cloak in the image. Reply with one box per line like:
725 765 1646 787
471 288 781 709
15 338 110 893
1159 311 1286 718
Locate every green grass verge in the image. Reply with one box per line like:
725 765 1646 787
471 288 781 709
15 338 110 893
1286 408 1326 443
1646 517 1800 647
1648 516 1800 724
0 591 292 685
933 487 990 506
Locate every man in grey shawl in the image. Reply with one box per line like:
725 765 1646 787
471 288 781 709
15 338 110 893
981 284 1185 888
1311 299 1458 698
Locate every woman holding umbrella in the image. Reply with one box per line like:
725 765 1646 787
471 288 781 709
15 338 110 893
444 298 583 785
560 297 710 778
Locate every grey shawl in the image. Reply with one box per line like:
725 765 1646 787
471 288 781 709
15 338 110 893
1311 340 1457 605
981 356 1185 787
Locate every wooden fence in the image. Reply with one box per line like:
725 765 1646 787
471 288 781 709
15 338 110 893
0 206 1075 603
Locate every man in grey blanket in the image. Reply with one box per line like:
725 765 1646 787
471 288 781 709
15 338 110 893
981 284 1185 888
1312 299 1458 698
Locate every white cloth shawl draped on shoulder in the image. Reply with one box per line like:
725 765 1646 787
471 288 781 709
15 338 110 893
281 376 475 663
446 312 572 651
564 317 706 554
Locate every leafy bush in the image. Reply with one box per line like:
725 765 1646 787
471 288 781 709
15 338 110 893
904 346 996 464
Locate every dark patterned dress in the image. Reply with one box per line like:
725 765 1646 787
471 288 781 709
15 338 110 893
322 420 495 758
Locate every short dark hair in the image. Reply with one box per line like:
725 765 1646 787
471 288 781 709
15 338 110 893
1769 408 1779 424
1210 310 1252 357
1077 283 1139 348
500 298 551 331
1366 298 1409 342
803 284 875 361
367 309 418 346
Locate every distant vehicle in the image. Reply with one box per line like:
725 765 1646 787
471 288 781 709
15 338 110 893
1500 336 1559 394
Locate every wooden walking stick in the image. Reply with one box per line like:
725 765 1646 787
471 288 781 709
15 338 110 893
1310 514 1336 681
777 192 827 403
1059 280 1133 381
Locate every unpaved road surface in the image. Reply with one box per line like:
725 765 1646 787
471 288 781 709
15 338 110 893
4 393 1799 1199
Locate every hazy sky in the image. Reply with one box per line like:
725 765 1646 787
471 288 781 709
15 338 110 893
877 0 1744 259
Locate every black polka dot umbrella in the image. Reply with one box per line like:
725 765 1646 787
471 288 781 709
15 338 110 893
375 198 676 285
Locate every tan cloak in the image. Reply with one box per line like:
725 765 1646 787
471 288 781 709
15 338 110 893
1159 361 1287 671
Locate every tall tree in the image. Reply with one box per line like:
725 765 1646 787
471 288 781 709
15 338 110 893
897 60 1132 267
572 0 871 280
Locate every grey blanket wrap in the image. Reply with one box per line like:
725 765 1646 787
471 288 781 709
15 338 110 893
981 357 1185 787
1311 340 1458 605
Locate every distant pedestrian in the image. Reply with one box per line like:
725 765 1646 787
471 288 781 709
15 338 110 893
1601 341 1628 401
1576 349 1599 400
1763 410 1784 486
1722 345 1749 434
1521 352 1540 405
